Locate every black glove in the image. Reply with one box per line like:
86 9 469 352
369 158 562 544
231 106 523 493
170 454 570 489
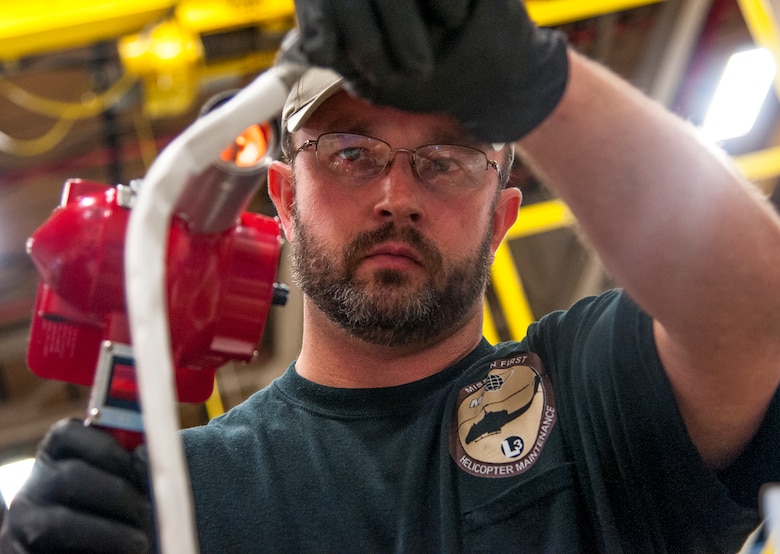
294 0 569 143
0 419 154 554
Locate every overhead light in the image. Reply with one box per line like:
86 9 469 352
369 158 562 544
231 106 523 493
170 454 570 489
0 457 35 507
702 48 777 142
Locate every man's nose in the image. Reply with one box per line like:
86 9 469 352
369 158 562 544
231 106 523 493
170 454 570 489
373 150 424 223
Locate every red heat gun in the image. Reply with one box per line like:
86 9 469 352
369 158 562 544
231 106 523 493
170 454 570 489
25 120 288 448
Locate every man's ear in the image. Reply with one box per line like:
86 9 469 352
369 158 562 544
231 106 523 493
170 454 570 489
490 187 522 255
267 160 295 241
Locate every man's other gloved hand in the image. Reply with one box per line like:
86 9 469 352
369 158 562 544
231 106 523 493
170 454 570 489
294 0 569 143
0 419 154 554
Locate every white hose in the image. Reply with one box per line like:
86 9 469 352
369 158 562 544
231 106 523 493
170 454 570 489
765 485 780 553
124 62 302 553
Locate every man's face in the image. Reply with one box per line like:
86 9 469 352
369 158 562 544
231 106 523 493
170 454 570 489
275 91 517 348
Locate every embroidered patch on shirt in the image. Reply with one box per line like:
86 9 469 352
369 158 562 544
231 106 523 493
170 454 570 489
450 352 556 478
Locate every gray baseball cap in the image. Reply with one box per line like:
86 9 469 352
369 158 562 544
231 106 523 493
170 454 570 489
282 67 345 133
280 67 507 152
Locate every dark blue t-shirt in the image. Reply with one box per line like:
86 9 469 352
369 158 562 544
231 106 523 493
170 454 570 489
182 290 776 552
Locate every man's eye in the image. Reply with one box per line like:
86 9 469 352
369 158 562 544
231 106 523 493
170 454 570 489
336 147 365 161
422 155 462 174
430 157 455 172
326 146 381 177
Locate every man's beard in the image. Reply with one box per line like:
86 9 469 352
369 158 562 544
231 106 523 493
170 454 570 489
289 209 493 348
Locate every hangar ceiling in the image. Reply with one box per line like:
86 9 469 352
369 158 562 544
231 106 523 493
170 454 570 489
0 0 779 458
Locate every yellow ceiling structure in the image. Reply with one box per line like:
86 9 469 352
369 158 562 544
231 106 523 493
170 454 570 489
488 0 780 343
0 0 664 63
2 0 777 178
1 0 778 179
0 1 175 61
526 0 665 26
734 0 780 185
0 0 672 120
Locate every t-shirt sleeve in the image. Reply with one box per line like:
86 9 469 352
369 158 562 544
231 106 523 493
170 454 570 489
525 289 775 551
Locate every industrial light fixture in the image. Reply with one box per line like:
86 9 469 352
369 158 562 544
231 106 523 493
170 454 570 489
702 48 777 142
0 457 35 507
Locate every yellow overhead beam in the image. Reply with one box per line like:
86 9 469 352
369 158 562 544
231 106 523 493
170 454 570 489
507 199 575 240
117 0 295 117
735 146 780 183
482 303 500 345
491 242 536 341
737 0 780 97
0 0 667 63
526 0 666 26
724 0 780 184
0 0 296 63
205 378 225 420
484 199 576 341
177 0 294 35
0 1 174 61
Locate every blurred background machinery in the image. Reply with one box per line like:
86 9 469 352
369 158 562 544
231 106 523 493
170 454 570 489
0 0 779 488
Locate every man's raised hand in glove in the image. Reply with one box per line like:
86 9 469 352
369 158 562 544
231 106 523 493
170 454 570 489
294 0 569 142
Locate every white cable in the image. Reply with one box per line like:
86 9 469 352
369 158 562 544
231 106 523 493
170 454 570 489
765 485 780 553
124 62 301 554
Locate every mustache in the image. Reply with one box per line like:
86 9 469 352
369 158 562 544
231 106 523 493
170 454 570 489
342 222 443 275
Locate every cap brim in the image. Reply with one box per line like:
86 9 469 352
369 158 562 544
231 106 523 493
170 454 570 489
283 67 345 133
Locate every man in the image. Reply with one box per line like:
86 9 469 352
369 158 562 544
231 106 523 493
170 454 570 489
3 1 780 552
